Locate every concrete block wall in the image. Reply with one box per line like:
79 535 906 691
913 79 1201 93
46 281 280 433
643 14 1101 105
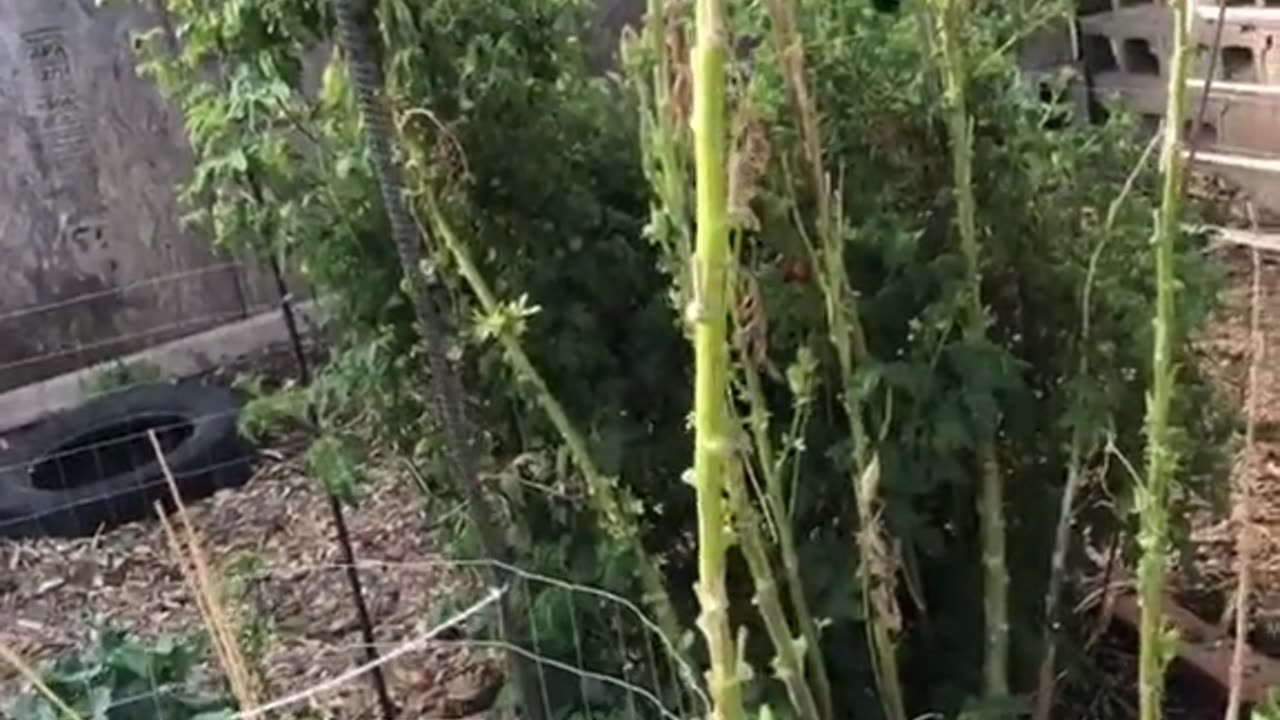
1081 3 1280 160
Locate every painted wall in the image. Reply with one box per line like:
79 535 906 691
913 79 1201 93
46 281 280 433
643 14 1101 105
0 0 279 393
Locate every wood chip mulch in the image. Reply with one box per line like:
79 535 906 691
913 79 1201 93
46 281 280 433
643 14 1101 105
1179 242 1280 647
0 447 503 719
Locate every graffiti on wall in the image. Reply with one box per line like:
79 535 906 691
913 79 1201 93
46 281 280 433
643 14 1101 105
20 23 108 246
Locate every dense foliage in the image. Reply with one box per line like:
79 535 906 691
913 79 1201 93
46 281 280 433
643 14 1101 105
133 0 1232 718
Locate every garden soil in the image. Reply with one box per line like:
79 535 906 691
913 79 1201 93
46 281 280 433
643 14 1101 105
0 346 503 719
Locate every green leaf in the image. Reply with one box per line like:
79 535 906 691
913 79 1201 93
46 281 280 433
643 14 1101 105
109 642 154 680
305 434 365 503
932 398 972 451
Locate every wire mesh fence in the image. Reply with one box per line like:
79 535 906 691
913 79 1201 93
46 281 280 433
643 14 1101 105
0 256 293 395
0 280 699 719
2 499 701 717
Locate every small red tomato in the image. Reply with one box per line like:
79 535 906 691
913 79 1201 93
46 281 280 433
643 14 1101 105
781 258 811 284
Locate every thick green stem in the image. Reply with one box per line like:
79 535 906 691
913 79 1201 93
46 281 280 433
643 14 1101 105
691 0 744 718
726 448 823 720
976 443 1009 697
741 364 834 719
928 0 1009 697
330 2 546 716
1139 1 1192 718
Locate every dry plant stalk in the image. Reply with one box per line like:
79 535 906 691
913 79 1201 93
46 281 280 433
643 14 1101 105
1226 204 1266 720
722 85 826 720
149 432 258 710
1138 0 1193 716
727 82 833 720
0 642 85 720
761 0 904 717
153 506 259 710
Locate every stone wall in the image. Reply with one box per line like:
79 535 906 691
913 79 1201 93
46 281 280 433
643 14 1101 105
0 0 653 397
0 0 284 393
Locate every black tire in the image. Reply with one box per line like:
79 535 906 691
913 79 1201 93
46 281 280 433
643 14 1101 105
0 383 253 539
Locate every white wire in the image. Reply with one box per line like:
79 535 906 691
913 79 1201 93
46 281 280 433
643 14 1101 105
232 584 507 719
218 556 711 713
0 262 246 325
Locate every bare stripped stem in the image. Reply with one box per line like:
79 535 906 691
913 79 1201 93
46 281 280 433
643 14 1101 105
408 183 685 652
1139 0 1193 717
1033 128 1163 720
736 345 832 720
725 435 823 720
626 2 828 715
926 0 1009 698
1225 204 1266 720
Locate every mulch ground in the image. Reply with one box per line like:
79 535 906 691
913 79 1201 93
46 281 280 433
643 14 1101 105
0 346 503 719
1182 242 1280 644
